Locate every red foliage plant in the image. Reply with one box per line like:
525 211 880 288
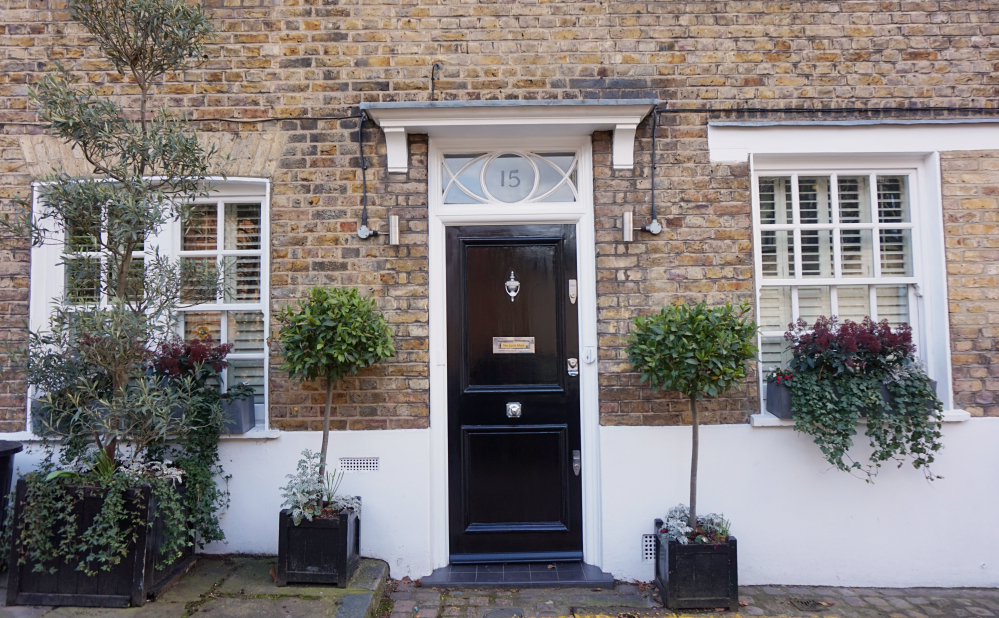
152 337 233 378
784 316 914 375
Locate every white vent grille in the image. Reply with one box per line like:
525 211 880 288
643 534 656 562
339 457 379 472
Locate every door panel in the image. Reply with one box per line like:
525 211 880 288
446 225 581 563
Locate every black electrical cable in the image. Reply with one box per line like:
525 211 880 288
650 110 657 223
653 104 999 116
358 111 370 229
0 113 365 127
431 62 443 102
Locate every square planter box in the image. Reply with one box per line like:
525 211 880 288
6 478 194 608
223 395 256 434
766 379 938 419
277 506 360 587
653 518 738 612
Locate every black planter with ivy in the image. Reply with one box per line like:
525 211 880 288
6 478 193 608
767 377 938 420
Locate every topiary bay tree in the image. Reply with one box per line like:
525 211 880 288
626 301 757 529
276 287 395 476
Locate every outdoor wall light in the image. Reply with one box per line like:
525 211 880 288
389 215 400 245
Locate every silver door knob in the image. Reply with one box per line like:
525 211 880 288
506 402 522 418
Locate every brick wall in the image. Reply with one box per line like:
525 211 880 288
2 1 999 428
942 150 999 418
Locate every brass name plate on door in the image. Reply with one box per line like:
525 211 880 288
492 337 536 354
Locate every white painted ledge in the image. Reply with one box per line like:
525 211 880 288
220 427 281 440
361 100 657 173
751 409 972 427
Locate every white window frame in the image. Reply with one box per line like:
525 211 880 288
750 153 961 422
27 177 272 433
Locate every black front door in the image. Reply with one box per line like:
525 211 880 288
446 225 582 563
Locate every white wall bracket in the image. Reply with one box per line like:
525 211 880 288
361 100 656 174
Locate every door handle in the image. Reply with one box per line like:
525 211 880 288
567 358 579 377
506 402 522 418
572 450 581 476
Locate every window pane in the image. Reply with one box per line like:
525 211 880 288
761 230 795 278
108 256 144 302
443 155 486 203
183 205 217 251
877 176 909 223
798 177 831 224
66 210 100 252
223 256 261 303
759 177 791 225
760 336 793 373
228 311 265 353
880 229 912 276
224 203 262 250
228 359 265 399
837 176 872 223
531 154 576 202
840 229 874 277
759 287 791 330
798 286 831 325
876 285 910 325
65 258 100 303
183 311 222 342
800 230 833 277
836 286 870 322
181 257 217 303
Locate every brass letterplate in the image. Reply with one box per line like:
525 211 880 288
492 337 536 354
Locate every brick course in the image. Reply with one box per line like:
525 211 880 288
2 1 999 428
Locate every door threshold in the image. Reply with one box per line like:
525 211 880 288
421 561 613 588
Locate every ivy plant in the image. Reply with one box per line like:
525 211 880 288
276 287 395 477
784 317 943 481
626 301 757 529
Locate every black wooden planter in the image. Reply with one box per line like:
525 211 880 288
277 507 360 587
653 518 738 612
766 379 938 419
6 479 195 608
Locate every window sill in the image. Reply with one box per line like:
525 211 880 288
0 426 282 442
220 426 281 440
750 409 972 427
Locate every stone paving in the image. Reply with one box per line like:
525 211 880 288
0 556 387 618
387 579 999 618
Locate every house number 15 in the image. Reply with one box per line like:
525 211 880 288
500 170 521 187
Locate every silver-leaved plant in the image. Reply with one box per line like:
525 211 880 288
281 449 360 525
661 504 731 545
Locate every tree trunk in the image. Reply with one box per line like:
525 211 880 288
688 394 699 530
318 378 334 479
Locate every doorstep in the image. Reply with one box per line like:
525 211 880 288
0 556 389 618
421 562 614 588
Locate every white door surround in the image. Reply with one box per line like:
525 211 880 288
426 136 602 570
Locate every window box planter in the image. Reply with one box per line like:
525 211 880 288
652 518 738 612
276 507 360 587
222 394 256 434
766 379 938 419
5 479 194 608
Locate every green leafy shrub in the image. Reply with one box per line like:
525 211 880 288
626 301 757 529
276 286 395 479
783 316 943 481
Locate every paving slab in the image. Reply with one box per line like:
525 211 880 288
188 596 340 617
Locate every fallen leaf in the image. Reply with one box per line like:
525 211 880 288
739 600 749 607
548 564 555 569
269 566 277 583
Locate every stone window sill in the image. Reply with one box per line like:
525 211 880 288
750 409 972 427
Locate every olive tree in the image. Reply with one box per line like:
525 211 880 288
626 301 757 529
0 0 221 461
276 287 395 477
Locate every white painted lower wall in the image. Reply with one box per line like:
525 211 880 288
8 419 998 586
599 420 999 587
204 429 433 580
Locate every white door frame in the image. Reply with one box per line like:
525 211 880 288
427 136 603 569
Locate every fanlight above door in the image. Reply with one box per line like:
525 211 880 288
443 152 578 204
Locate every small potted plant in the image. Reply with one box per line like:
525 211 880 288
274 286 394 586
781 316 944 480
627 301 756 612
276 451 360 586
